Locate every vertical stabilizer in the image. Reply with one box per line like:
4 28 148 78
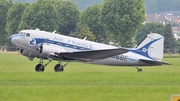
136 33 164 61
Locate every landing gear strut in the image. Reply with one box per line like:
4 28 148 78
135 65 142 72
35 58 70 72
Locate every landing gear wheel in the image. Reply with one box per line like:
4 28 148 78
137 68 142 72
35 64 45 72
135 66 142 72
54 64 64 72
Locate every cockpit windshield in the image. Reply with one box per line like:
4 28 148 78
19 32 30 37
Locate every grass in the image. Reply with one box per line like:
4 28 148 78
164 54 180 58
0 52 180 101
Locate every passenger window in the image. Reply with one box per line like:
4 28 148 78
26 33 30 37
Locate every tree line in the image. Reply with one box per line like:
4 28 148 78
0 0 179 53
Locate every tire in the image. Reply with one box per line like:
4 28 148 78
35 64 45 72
54 64 64 72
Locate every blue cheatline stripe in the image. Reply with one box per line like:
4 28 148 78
126 58 138 62
9 34 25 41
34 38 93 51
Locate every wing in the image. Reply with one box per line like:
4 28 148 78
139 59 171 65
55 48 129 62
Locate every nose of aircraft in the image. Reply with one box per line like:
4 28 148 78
9 34 19 45
9 35 14 41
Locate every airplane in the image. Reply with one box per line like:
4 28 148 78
9 28 170 72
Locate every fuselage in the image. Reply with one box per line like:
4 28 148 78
9 29 161 66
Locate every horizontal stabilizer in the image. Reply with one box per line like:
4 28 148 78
55 48 129 62
139 59 171 65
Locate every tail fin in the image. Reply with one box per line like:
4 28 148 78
136 33 164 61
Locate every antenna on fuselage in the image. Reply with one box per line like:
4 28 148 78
53 30 56 33
83 36 87 40
35 28 40 31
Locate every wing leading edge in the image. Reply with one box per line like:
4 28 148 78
55 48 129 62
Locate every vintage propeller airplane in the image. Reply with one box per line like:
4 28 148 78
9 28 170 72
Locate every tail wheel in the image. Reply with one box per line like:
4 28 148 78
137 68 142 72
35 64 45 72
54 64 64 72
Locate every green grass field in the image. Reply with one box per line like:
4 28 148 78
0 52 180 101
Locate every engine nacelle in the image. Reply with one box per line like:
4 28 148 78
39 44 67 58
20 49 39 61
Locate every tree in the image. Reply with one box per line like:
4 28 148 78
71 0 103 11
176 39 180 53
13 0 36 3
164 22 177 52
6 3 29 37
101 0 145 47
80 4 105 42
0 0 13 50
18 0 60 32
136 22 166 45
18 0 80 34
78 24 95 41
55 0 80 35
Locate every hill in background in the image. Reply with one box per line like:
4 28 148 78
13 0 103 11
13 0 180 13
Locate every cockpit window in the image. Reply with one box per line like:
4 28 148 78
19 32 30 37
19 32 26 35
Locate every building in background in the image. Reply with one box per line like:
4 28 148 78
144 11 180 40
144 14 169 25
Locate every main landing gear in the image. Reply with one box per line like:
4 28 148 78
35 58 70 72
135 65 142 72
35 64 45 72
54 63 64 72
